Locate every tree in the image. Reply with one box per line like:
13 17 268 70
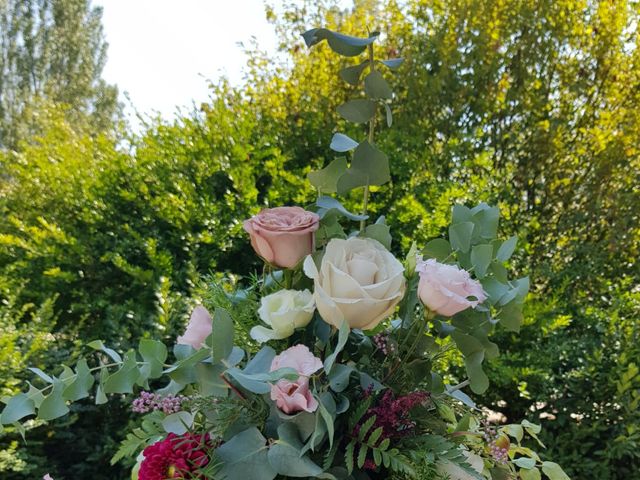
0 0 118 149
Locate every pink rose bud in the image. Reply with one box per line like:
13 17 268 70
243 207 320 269
416 258 487 317
177 306 212 349
270 345 323 414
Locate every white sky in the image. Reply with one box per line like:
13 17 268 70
95 0 279 125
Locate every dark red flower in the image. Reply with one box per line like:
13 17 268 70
139 433 212 480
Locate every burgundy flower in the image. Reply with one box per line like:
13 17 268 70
139 433 212 480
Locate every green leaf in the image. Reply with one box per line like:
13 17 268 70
362 222 392 250
499 302 524 332
212 308 234 363
384 103 393 127
330 133 359 152
316 196 368 221
336 140 390 195
268 423 323 477
339 61 368 85
423 238 451 261
0 394 35 425
244 346 276 374
28 367 53 384
318 393 336 449
225 367 298 394
364 71 392 99
139 339 168 380
471 244 493 278
38 381 69 421
496 236 518 262
503 424 524 443
541 462 570 480
87 340 122 363
449 222 475 253
309 158 348 194
520 467 542 480
337 99 377 123
161 411 194 435
471 204 500 239
302 28 379 57
380 58 404 69
465 351 489 394
104 350 139 394
215 427 275 480
196 363 228 397
324 319 349 374
513 457 536 469
328 364 354 393
63 358 95 401
452 205 473 224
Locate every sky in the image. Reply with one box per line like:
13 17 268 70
94 0 280 125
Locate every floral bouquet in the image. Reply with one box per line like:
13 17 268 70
1 28 569 480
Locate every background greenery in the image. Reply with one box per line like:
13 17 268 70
0 0 638 478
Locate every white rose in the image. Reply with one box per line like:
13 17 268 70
303 237 405 330
416 258 487 317
250 289 315 343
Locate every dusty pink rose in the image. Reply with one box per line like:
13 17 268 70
270 345 323 414
243 207 320 268
416 259 486 317
177 306 212 349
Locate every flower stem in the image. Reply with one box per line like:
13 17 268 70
360 43 377 232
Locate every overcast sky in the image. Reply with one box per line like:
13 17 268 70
95 0 279 125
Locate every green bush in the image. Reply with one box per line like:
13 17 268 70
0 0 638 478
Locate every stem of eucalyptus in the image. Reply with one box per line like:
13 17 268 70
360 43 377 232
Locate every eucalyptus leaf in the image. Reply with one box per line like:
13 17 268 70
268 423 323 477
328 364 355 393
324 320 349 374
308 157 348 194
316 196 368 221
330 133 359 152
302 28 379 57
449 222 474 253
423 238 452 261
470 244 493 278
337 99 377 123
541 462 570 480
162 411 194 435
139 339 168 380
380 58 404 69
336 140 390 195
212 308 234 363
62 357 95 401
339 61 368 85
216 427 275 480
361 223 392 250
0 394 35 425
364 71 392 99
38 380 69 421
384 103 392 127
104 350 139 394
87 340 122 363
496 236 518 262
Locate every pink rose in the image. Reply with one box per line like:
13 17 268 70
270 345 323 414
243 207 320 268
177 306 212 349
416 259 486 317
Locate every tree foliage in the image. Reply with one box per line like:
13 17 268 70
0 0 638 478
0 0 119 148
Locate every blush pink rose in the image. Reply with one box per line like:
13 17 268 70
416 259 487 317
270 345 323 414
177 306 212 349
243 207 320 268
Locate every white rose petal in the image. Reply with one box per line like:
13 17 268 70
250 289 315 343
304 237 405 330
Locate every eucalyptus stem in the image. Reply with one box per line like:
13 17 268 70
360 43 377 232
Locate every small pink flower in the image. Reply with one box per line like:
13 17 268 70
177 306 212 349
416 259 486 317
43 475 54 480
243 206 319 268
270 345 323 414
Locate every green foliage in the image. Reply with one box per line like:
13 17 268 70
0 0 638 478
0 0 119 149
